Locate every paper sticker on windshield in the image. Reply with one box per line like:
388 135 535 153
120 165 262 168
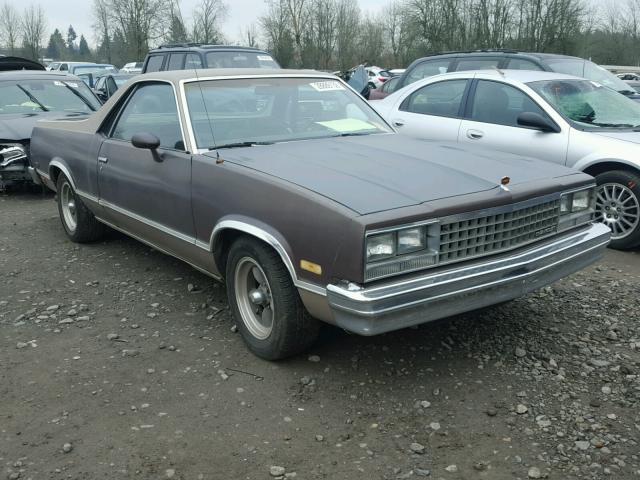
54 80 78 88
309 81 344 92
257 55 273 61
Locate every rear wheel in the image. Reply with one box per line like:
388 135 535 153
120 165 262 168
595 170 640 250
225 237 320 360
56 174 105 243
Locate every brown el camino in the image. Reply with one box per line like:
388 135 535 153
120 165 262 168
29 68 611 360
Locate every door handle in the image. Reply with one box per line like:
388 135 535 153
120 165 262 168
393 119 405 127
98 156 109 164
466 129 484 140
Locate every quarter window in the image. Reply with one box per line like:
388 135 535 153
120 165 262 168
145 55 164 73
167 53 185 71
506 58 543 71
400 80 467 118
405 59 451 85
470 80 548 127
111 83 184 150
455 57 501 72
185 53 202 69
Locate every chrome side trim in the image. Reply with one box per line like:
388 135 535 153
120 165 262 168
35 168 50 180
76 189 99 204
99 199 196 245
95 216 221 281
210 219 327 296
49 160 76 190
27 167 43 185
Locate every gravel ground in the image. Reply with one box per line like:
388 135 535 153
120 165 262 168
1 191 640 480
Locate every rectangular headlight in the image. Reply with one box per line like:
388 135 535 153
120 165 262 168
572 190 591 212
366 233 395 262
397 227 426 255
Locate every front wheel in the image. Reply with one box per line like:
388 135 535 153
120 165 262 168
225 237 320 360
595 170 640 250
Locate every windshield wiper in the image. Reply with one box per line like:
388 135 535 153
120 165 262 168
16 85 48 111
60 82 97 111
210 141 274 150
589 122 634 128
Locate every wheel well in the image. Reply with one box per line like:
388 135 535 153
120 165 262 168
49 165 62 186
214 229 287 279
583 161 640 179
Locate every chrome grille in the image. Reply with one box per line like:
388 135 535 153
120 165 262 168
439 200 560 264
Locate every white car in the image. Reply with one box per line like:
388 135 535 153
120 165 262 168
121 62 143 74
374 69 640 249
366 66 390 89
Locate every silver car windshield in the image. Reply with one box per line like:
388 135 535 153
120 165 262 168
529 79 640 129
185 77 392 149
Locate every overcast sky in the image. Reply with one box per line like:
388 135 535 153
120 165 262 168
30 0 389 47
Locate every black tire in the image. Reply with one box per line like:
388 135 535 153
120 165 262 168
56 174 106 243
225 237 320 360
594 170 640 250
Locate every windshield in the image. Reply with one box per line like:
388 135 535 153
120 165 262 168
205 52 279 69
0 79 100 114
545 58 634 94
529 79 640 129
185 77 391 149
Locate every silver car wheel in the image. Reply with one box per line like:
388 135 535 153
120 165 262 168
596 182 640 240
234 257 274 340
60 181 78 232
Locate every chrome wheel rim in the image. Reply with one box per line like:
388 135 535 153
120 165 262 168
60 182 77 232
595 182 640 240
234 257 274 340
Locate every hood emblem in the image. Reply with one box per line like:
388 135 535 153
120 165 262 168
500 176 510 192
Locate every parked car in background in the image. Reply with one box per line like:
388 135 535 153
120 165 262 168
121 62 143 74
0 70 100 190
70 64 118 87
48 61 92 72
369 75 400 100
0 56 45 72
366 66 389 88
93 73 135 102
388 68 406 77
375 69 640 248
29 68 609 359
617 73 640 80
396 50 640 102
142 43 280 73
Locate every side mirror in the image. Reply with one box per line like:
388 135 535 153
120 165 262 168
131 132 161 150
517 112 560 133
95 89 107 102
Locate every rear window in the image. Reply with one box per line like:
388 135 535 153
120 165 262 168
205 51 279 69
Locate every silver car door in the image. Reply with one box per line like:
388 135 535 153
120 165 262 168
389 79 468 142
458 79 569 164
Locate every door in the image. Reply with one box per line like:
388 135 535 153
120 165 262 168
97 81 195 252
458 79 569 164
390 79 469 142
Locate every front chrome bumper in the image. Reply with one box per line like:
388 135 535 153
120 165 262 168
326 223 610 335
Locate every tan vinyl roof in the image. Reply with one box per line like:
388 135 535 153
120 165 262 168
138 68 335 82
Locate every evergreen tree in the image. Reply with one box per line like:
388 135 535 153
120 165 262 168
46 29 66 59
78 35 91 59
66 25 77 56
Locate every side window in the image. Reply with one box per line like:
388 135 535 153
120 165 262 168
145 55 164 73
506 58 544 71
455 57 501 72
406 59 451 85
167 53 186 71
111 83 184 151
59 63 68 71
400 80 467 118
95 77 105 91
185 53 202 69
470 80 548 127
107 77 117 95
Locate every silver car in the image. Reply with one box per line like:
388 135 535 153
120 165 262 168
374 70 640 249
